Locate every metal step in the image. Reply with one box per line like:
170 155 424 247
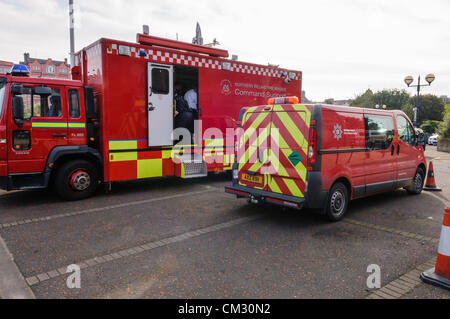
179 154 207 178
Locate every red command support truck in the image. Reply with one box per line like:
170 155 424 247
225 98 427 221
0 33 302 200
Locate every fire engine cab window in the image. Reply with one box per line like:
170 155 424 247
397 116 415 146
19 87 62 119
68 90 80 118
364 115 395 150
152 69 169 95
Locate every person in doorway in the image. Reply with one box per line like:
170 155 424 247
174 84 194 142
184 87 198 117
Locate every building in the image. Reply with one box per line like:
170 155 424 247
0 60 14 74
20 53 71 79
440 95 450 104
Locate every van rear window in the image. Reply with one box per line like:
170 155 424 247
365 114 395 150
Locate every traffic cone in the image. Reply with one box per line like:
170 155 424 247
421 208 450 290
423 161 442 192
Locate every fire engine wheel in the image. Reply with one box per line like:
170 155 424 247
406 167 425 195
54 160 99 201
324 182 349 222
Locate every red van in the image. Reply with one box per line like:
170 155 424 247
225 98 427 221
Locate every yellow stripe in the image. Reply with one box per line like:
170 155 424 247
110 152 137 162
109 140 138 151
283 178 303 197
273 111 307 148
32 122 67 128
137 159 163 178
69 123 86 129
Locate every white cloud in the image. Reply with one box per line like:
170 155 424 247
0 0 449 101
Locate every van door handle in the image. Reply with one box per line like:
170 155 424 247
391 145 395 156
397 144 400 155
148 103 155 111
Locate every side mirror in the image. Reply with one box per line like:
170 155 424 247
12 96 24 127
34 86 52 96
10 85 23 95
417 133 425 146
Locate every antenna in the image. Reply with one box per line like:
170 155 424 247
69 0 75 67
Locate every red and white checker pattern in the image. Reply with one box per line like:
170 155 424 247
106 43 300 80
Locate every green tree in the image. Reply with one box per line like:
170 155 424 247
439 115 450 138
372 89 410 110
351 89 410 110
403 94 445 126
351 89 374 108
324 98 334 104
444 105 450 118
420 120 441 134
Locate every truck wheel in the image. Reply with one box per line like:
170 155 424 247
324 182 349 222
406 167 424 195
54 160 99 201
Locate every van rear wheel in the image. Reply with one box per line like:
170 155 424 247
54 160 99 201
324 182 349 222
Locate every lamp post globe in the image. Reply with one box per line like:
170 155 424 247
425 74 435 85
404 76 414 87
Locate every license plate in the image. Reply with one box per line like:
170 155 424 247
242 173 263 184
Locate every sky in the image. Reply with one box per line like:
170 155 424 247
0 0 449 102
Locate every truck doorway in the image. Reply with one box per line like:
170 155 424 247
173 66 198 144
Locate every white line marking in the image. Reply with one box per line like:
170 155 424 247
0 235 35 299
25 214 263 286
0 188 218 229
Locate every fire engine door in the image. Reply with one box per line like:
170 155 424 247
147 63 174 147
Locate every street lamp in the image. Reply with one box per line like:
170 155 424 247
404 74 436 127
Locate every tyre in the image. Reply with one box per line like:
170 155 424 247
324 182 349 222
406 167 425 195
54 160 99 201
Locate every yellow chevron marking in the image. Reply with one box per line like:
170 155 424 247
272 111 307 149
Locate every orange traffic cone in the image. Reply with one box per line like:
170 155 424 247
423 161 442 192
421 208 450 290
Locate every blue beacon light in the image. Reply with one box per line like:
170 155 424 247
11 64 30 76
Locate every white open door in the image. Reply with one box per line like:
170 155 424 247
147 63 174 147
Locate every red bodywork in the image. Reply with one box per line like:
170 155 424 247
0 34 302 189
73 36 302 182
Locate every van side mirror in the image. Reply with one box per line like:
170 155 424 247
417 133 425 146
12 96 25 127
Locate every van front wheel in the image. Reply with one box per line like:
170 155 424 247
406 167 425 195
324 182 349 222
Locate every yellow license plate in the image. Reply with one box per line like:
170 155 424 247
242 173 263 184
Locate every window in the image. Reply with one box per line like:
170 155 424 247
60 68 67 73
151 68 169 94
365 114 395 150
33 66 40 71
397 116 415 146
18 87 62 119
0 78 6 116
68 90 80 118
46 66 55 73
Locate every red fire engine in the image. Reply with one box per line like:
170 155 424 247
0 32 302 200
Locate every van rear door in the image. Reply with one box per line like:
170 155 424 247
237 106 273 191
266 104 311 198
